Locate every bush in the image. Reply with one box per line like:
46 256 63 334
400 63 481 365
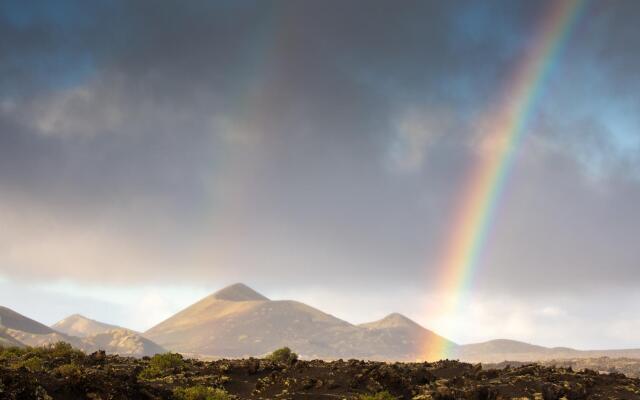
23 342 85 362
266 347 298 364
1 342 85 364
54 363 82 379
139 352 185 379
15 356 44 372
358 391 396 400
0 346 27 360
173 386 232 400
47 342 85 361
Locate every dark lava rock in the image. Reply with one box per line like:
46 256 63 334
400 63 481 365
1 349 640 399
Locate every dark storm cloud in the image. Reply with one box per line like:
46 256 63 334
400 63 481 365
0 0 639 301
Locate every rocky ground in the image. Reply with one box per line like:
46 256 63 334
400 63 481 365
486 358 640 379
1 344 640 399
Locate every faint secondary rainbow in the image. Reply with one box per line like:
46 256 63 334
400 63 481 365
422 0 587 361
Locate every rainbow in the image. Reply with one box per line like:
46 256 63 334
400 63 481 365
423 0 587 361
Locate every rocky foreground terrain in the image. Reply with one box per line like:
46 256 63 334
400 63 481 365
486 358 640 380
2 344 640 399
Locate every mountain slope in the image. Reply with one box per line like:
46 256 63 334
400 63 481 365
0 328 24 348
0 306 56 335
52 314 127 337
5 328 84 349
81 328 166 357
145 284 358 358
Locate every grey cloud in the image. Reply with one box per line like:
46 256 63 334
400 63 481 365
0 0 639 306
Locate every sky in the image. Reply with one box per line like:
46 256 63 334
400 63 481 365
0 0 639 349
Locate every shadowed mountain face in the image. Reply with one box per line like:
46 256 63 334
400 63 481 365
145 284 452 360
0 306 55 335
52 314 127 337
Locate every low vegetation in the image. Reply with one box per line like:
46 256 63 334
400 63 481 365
173 386 232 400
1 343 640 399
358 391 396 400
265 346 298 364
139 352 185 379
53 362 82 379
1 341 85 366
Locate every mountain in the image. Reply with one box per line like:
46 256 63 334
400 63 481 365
0 306 56 335
52 314 127 337
0 306 164 357
146 283 453 360
5 289 640 363
145 283 363 359
0 306 77 349
146 283 640 362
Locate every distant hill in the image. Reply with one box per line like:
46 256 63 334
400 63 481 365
358 313 455 360
52 314 128 337
451 339 640 362
80 328 166 357
0 306 164 357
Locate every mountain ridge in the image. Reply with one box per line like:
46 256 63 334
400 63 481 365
3 284 640 363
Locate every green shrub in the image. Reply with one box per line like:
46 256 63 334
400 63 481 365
139 352 185 379
48 342 84 359
54 363 82 379
173 386 232 400
266 347 298 364
15 356 44 372
358 391 396 400
0 346 27 360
